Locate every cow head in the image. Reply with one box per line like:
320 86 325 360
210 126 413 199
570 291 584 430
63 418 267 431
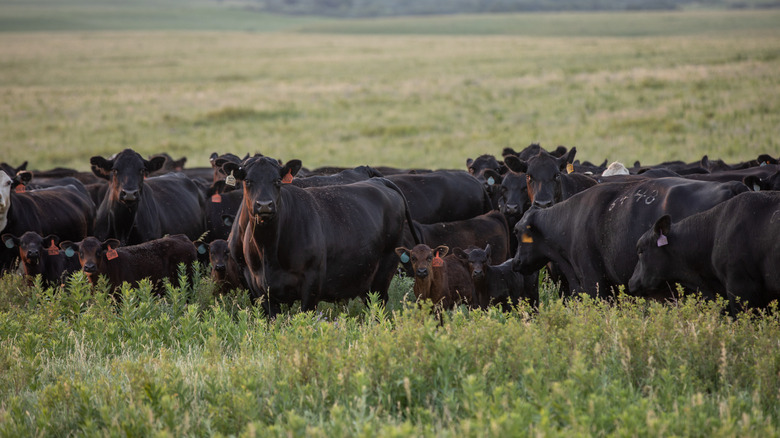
395 244 448 280
90 149 166 207
210 152 246 188
2 232 60 268
506 147 577 209
222 156 301 227
496 170 531 219
745 172 780 192
628 215 673 295
512 208 549 275
207 239 232 279
60 237 121 281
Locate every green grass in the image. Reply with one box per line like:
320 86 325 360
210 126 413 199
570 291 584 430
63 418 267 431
1 271 779 436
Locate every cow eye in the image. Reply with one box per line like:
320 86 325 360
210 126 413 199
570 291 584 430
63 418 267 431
526 175 532 182
244 180 252 188
274 179 282 187
554 173 560 180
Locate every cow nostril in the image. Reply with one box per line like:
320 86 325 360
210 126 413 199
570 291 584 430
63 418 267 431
533 199 552 208
215 264 226 272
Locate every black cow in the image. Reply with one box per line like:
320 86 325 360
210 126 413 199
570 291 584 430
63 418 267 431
512 177 749 297
744 170 780 192
629 192 780 312
454 244 538 310
60 235 197 291
204 181 243 241
387 170 493 224
291 165 383 188
402 210 511 270
1 232 81 286
90 148 206 245
0 173 96 272
223 157 420 316
504 148 597 209
195 238 246 295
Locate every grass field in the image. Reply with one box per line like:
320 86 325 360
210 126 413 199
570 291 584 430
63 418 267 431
2 4 780 436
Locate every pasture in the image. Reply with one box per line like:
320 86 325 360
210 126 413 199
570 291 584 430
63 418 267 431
1 3 780 436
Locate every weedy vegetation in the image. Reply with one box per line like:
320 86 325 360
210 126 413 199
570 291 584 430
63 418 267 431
1 3 780 435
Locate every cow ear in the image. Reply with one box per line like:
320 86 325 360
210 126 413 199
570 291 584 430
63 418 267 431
558 146 577 171
743 175 767 192
221 162 245 181
434 245 450 258
453 247 468 261
209 152 219 164
757 154 778 165
281 160 302 178
484 244 492 262
103 238 121 250
206 181 225 197
43 235 60 247
90 156 114 179
504 156 527 173
395 247 411 264
483 169 502 187
16 170 32 185
501 147 518 157
194 240 209 255
653 215 672 238
2 234 19 249
466 158 474 173
145 156 166 174
59 241 79 257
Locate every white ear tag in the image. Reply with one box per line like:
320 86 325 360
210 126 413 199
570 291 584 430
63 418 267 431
225 171 236 187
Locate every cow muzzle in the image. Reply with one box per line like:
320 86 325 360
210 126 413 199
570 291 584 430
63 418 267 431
253 200 276 225
119 189 139 205
415 267 429 279
25 251 40 265
83 263 97 274
472 269 484 280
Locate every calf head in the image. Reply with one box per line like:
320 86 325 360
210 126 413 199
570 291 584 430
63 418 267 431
506 147 576 209
60 237 121 281
395 244 448 280
221 156 301 227
456 245 492 281
90 148 166 207
2 232 60 269
512 208 549 275
209 152 246 187
628 215 674 295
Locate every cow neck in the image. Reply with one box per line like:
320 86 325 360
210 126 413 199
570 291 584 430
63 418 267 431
662 215 721 294
414 264 446 303
534 209 585 294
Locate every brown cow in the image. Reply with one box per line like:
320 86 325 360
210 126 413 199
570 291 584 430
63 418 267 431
60 234 197 292
195 239 245 295
395 244 474 309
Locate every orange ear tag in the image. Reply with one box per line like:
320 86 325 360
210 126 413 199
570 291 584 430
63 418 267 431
432 252 444 268
47 240 59 256
521 233 534 243
282 170 294 184
566 163 574 174
211 193 222 203
14 185 25 193
106 246 119 261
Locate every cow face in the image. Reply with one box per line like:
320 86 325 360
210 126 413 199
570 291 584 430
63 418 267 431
497 171 532 219
90 149 165 207
395 244 449 280
208 239 232 278
512 209 548 275
455 245 491 281
506 147 576 209
210 152 245 188
467 155 505 180
223 156 301 227
745 171 780 192
60 237 121 280
628 215 674 294
0 172 11 229
2 232 60 268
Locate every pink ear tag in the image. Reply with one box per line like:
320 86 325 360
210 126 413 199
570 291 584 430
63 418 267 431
14 185 25 193
47 240 59 256
657 233 668 247
432 252 444 268
282 170 294 184
106 246 119 260
211 193 222 203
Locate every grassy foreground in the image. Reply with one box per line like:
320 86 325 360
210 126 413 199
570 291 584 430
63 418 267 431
1 270 779 436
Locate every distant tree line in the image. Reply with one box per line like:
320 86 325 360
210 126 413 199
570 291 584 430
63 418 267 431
252 0 779 17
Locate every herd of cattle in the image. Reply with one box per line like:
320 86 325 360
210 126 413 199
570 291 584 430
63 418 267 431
1 144 778 315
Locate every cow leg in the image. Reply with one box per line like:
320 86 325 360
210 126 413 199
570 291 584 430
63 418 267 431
299 274 322 312
370 255 398 303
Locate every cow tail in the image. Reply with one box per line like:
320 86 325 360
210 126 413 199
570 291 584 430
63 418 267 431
375 177 422 245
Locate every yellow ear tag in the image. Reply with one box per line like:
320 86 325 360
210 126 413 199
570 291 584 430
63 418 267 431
521 233 534 243
566 163 574 174
225 171 236 187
